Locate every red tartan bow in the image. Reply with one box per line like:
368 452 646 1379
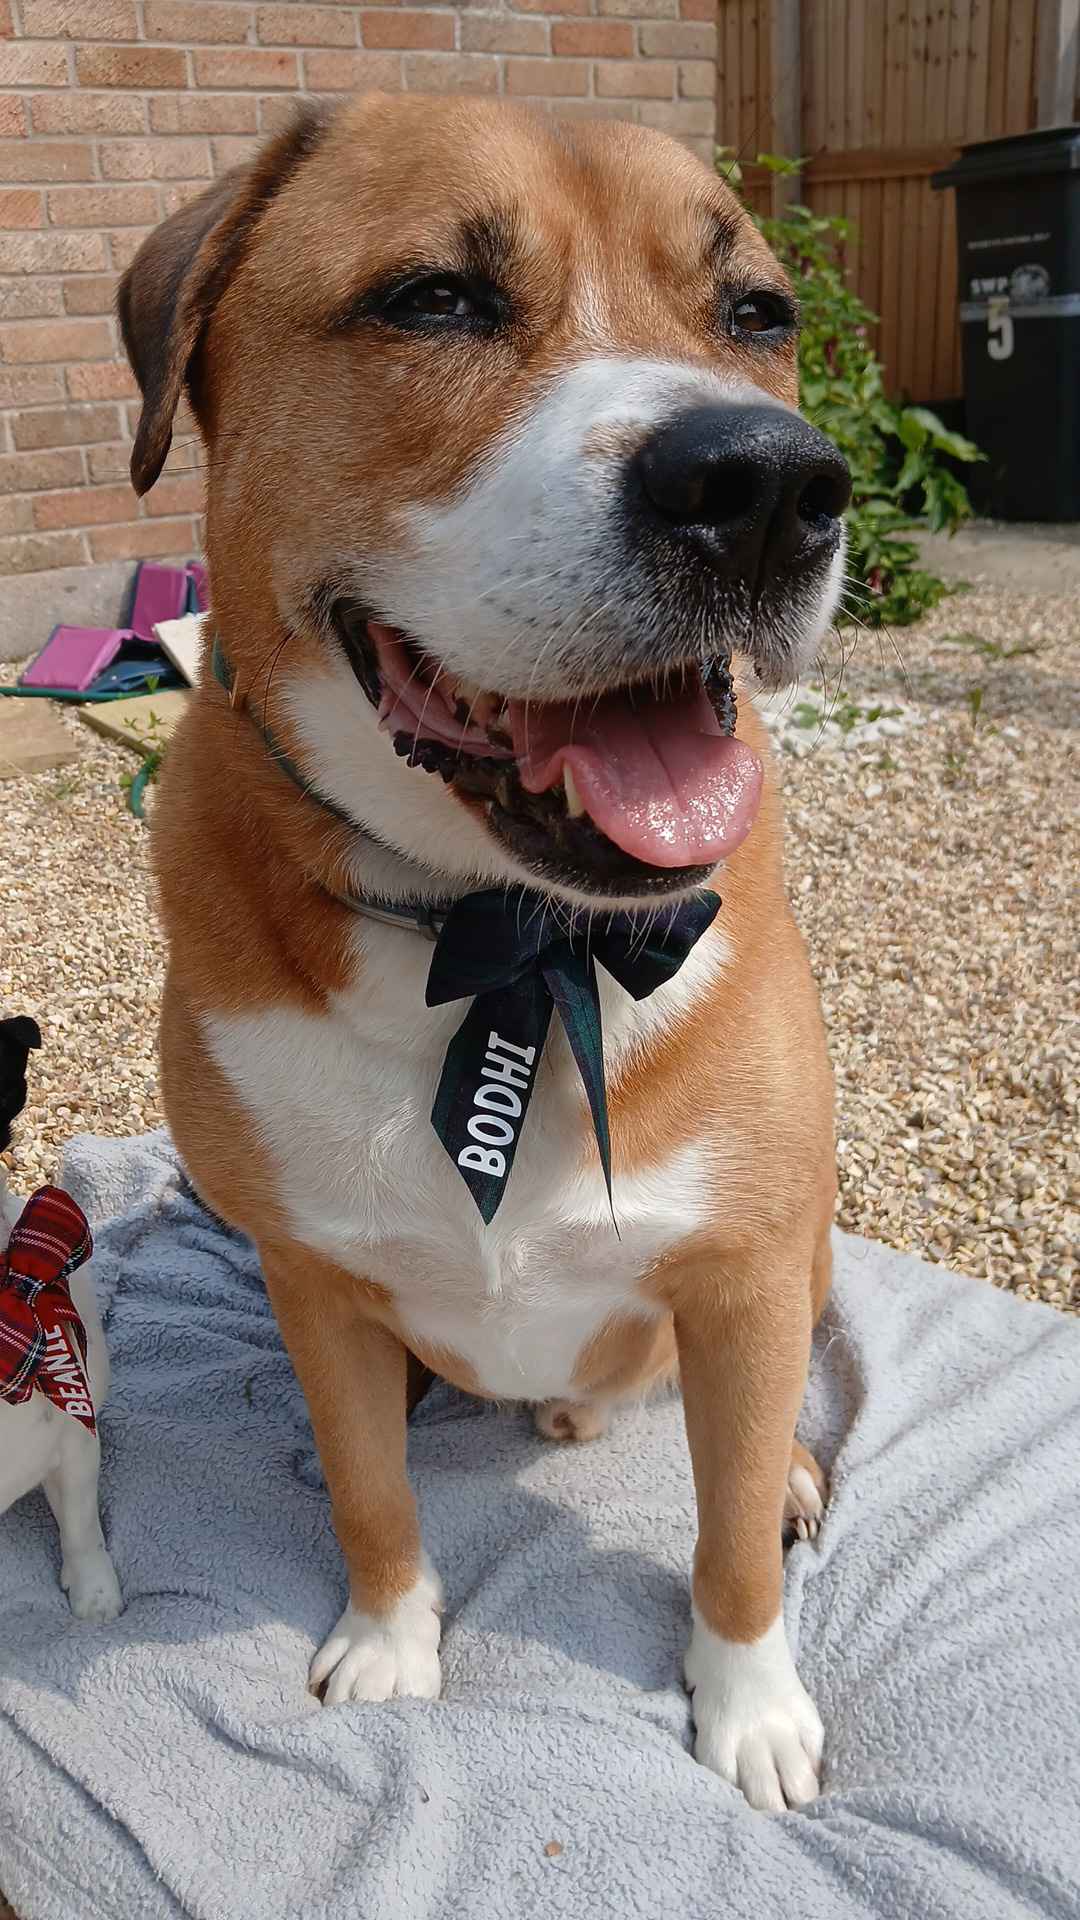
0 1185 96 1434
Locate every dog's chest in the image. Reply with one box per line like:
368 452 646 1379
204 929 717 1400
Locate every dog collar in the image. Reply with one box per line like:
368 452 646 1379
212 633 360 834
322 886 447 940
212 634 452 938
210 633 722 1220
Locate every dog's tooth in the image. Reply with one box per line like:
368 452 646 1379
446 677 503 732
488 704 513 749
563 765 586 818
470 691 498 729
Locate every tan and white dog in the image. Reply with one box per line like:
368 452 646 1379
0 1019 121 1623
119 95 849 1812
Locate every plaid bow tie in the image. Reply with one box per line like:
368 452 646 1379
425 887 721 1222
0 1185 96 1433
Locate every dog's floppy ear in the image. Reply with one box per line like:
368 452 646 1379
117 106 326 496
0 1016 41 1056
0 1015 40 1152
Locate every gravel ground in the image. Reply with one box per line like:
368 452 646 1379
1 584 1077 1310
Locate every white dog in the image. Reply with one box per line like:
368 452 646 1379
0 1017 121 1622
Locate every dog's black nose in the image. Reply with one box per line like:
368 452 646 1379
635 403 851 578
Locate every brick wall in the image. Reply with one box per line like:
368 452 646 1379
0 0 717 580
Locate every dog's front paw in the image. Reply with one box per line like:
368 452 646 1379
783 1441 827 1545
63 1549 123 1623
684 1611 822 1812
310 1563 442 1706
534 1397 610 1443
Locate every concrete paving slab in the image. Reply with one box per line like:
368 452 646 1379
77 689 190 756
0 697 78 780
0 559 135 664
916 520 1080 592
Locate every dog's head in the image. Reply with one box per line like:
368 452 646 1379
0 1015 41 1155
120 97 850 907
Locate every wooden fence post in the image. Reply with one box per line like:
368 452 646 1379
769 0 802 211
1035 0 1080 127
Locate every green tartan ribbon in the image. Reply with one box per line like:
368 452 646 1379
425 887 721 1222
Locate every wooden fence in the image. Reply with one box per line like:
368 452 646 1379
717 1 1080 404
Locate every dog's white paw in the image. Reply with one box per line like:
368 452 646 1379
684 1610 823 1812
784 1457 825 1544
63 1549 123 1623
534 1398 610 1443
310 1563 442 1707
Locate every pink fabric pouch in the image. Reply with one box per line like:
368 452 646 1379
129 563 190 642
20 626 129 692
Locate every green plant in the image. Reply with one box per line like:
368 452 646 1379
717 150 984 627
940 629 1045 662
44 770 79 805
790 688 903 734
118 705 168 819
943 682 988 784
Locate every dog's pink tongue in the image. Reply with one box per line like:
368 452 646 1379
510 677 763 868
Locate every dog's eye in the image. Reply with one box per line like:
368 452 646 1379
381 273 495 329
403 278 474 320
731 292 795 338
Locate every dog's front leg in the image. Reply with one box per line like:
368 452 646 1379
260 1241 441 1705
44 1422 122 1623
672 1239 822 1811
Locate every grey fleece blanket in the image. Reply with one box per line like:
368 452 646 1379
0 1131 1078 1920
